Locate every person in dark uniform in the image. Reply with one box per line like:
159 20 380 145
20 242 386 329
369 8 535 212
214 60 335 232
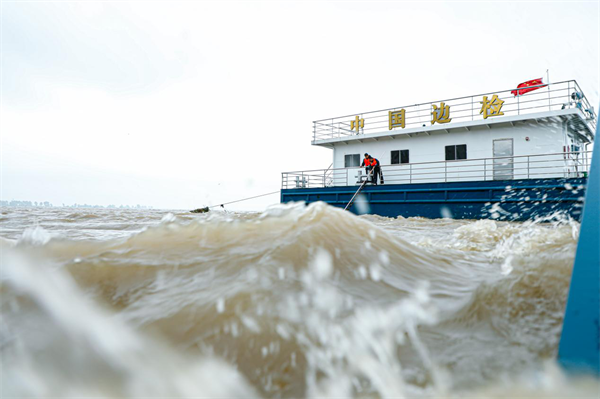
369 155 384 185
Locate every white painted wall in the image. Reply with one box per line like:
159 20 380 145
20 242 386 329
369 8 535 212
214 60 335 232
328 119 581 186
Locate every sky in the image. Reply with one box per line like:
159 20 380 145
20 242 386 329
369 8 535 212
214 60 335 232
1 1 599 211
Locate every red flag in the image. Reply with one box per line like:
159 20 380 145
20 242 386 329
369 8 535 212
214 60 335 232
511 78 547 96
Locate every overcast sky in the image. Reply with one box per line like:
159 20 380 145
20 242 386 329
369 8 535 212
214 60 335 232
1 1 598 211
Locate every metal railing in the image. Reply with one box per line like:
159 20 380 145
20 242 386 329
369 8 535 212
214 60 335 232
312 80 597 142
281 151 592 189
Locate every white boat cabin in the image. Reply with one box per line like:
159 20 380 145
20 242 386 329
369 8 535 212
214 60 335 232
285 80 596 189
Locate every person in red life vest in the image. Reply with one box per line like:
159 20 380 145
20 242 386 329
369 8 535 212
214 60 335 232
361 153 371 168
368 155 384 185
361 153 373 182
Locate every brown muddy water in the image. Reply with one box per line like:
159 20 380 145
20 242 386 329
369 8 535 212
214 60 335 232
1 203 598 398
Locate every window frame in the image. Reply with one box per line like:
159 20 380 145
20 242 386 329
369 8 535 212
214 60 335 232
445 144 467 161
344 154 360 168
391 149 409 165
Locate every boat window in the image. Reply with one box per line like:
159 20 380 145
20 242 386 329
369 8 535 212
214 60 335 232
391 150 409 164
445 145 467 161
344 154 360 167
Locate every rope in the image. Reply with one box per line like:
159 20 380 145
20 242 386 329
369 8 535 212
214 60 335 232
208 190 281 209
344 169 374 211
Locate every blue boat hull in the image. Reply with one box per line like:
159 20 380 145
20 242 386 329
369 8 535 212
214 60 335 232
281 178 587 221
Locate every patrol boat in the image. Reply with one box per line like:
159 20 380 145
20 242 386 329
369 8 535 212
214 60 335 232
280 80 596 221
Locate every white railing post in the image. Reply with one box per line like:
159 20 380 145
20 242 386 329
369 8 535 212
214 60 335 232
484 158 486 181
547 80 552 111
471 96 474 121
445 161 447 182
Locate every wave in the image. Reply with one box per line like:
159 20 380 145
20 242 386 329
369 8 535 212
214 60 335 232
1 201 592 397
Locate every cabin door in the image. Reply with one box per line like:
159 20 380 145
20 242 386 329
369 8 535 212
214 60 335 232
493 139 514 180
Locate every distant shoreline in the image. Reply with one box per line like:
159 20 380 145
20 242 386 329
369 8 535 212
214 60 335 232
1 200 153 209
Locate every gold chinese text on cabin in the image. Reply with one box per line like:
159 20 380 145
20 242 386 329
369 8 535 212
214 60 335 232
431 102 452 124
350 116 364 133
389 109 406 130
480 95 505 119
